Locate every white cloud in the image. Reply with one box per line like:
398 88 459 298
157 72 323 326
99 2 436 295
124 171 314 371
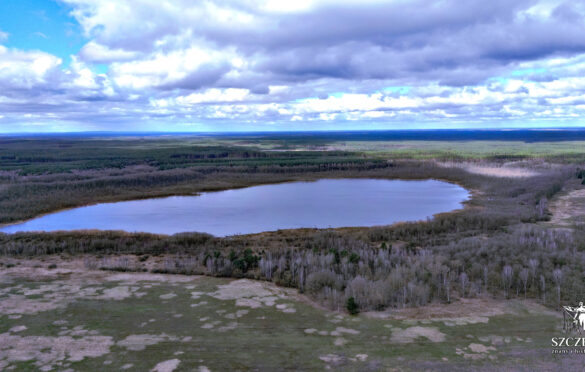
2 0 585 131
152 88 250 108
110 45 238 89
79 41 138 63
0 46 62 89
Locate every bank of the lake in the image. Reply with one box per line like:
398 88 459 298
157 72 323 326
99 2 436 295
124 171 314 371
0 179 469 236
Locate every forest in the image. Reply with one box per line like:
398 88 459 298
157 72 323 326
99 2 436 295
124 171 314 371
1 132 584 314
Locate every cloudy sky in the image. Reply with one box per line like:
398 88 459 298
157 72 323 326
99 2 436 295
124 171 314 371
1 0 585 132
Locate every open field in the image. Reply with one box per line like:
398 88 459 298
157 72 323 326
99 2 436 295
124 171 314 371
1 130 585 370
0 259 579 371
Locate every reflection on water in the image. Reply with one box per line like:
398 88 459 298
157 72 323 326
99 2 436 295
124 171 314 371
0 179 469 237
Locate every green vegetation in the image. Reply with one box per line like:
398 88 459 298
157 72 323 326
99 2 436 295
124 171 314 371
346 297 359 315
0 270 568 371
1 134 585 314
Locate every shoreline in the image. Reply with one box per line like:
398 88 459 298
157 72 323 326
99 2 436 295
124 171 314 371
0 175 477 237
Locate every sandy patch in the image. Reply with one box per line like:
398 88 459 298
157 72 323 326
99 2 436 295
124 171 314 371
191 291 204 299
456 343 497 360
441 316 490 326
159 292 177 300
210 279 292 309
437 161 540 178
0 332 113 370
276 303 296 313
355 354 368 362
478 335 505 345
225 309 249 319
0 295 65 315
201 321 221 329
99 286 136 300
390 326 446 343
8 325 26 333
334 327 360 335
217 322 239 332
548 189 585 227
117 334 178 351
106 273 197 284
365 298 506 322
469 343 496 353
319 354 345 364
151 359 180 372
0 281 146 316
191 301 208 308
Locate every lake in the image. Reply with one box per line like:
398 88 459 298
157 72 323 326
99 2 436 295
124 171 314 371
0 179 469 236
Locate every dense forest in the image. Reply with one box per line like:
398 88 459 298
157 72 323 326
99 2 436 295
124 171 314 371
1 135 584 314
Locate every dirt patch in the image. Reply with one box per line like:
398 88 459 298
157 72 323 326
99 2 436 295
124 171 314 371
390 326 446 343
319 353 345 364
0 332 113 371
117 334 178 351
0 282 146 316
437 162 540 178
9 325 27 333
456 343 497 360
365 298 506 322
548 188 585 227
330 327 360 336
151 358 180 372
105 273 198 284
210 279 294 309
159 292 177 300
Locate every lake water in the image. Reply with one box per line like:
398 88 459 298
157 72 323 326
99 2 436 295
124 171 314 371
0 179 469 236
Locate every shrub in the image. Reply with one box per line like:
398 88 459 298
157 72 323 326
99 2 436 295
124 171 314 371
347 297 359 315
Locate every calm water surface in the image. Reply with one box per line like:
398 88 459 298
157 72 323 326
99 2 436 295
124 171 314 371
0 179 469 236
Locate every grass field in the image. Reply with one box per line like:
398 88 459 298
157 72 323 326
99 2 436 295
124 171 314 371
0 259 575 371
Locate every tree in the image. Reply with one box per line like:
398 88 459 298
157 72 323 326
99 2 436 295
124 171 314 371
519 268 529 299
459 272 469 298
502 265 513 298
536 197 548 220
528 259 538 288
347 296 359 315
553 268 563 306
540 274 546 303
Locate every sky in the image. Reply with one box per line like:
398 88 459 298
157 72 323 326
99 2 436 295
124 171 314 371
1 0 585 132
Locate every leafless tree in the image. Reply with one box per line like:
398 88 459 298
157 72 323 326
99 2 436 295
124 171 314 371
502 265 513 298
459 272 469 298
519 268 529 299
553 268 563 306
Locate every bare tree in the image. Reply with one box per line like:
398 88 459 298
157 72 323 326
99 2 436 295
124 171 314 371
459 272 469 298
528 259 538 288
553 268 563 306
537 197 548 219
540 274 546 303
502 265 513 298
519 268 529 299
